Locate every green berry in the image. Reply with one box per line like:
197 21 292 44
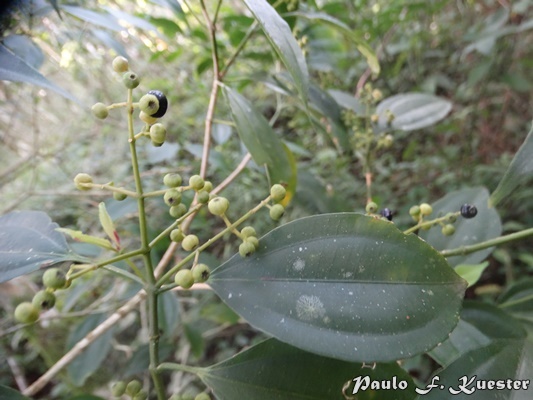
197 190 210 204
269 204 285 221
150 123 166 144
14 302 39 324
133 390 148 400
164 173 183 188
122 71 140 89
147 90 168 118
239 241 256 257
111 381 127 397
182 234 199 251
42 268 66 290
194 394 210 400
446 212 457 223
246 236 259 250
409 205 421 217
113 190 127 201
365 202 378 214
170 229 185 243
112 56 129 73
441 224 456 236
270 184 287 203
125 380 142 396
170 203 188 218
189 175 205 191
32 290 56 310
91 102 109 119
208 197 229 216
139 93 160 116
192 263 211 283
203 181 213 192
240 226 257 238
74 173 93 191
175 269 194 289
164 189 182 206
141 111 158 125
419 203 433 216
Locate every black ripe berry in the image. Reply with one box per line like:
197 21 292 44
460 204 478 219
148 90 168 118
380 208 394 221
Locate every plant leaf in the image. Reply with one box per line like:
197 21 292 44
328 89 366 115
498 278 533 319
243 0 309 103
56 228 114 251
209 213 466 362
60 5 122 31
490 122 533 207
98 202 120 250
419 187 502 267
198 338 417 400
375 93 452 132
0 385 32 400
454 262 489 288
0 211 86 283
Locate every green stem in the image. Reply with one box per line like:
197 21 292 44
220 20 258 78
149 204 204 248
439 227 533 258
66 249 145 280
403 212 460 235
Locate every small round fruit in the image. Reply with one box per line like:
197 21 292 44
170 204 188 218
365 202 378 214
111 381 127 397
197 190 210 204
112 56 129 73
74 173 93 191
174 269 194 289
446 212 457 223
189 175 205 191
270 184 287 203
195 394 210 400
239 241 256 257
460 204 478 219
141 111 158 125
125 380 142 396
42 268 66 289
380 208 393 221
133 390 148 400
240 226 257 238
409 205 421 217
91 102 108 119
113 190 127 201
32 290 56 310
419 203 433 216
122 71 140 89
14 302 39 324
139 93 160 116
269 204 285 221
208 197 229 216
182 234 199 251
246 236 259 250
170 229 185 243
192 263 211 283
164 173 182 188
164 189 182 206
147 90 168 118
441 224 456 236
150 123 166 144
203 181 213 192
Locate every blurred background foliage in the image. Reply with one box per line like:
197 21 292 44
0 0 532 397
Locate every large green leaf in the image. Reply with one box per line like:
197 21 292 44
0 385 31 400
243 0 309 103
209 213 466 362
490 122 533 207
498 278 533 321
419 187 502 267
0 211 87 283
224 86 297 202
198 338 416 400
60 5 122 31
375 93 452 132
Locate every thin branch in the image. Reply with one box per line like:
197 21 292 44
212 153 252 195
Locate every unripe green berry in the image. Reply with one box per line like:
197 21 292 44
133 390 148 400
42 268 66 289
208 197 229 216
125 380 142 396
122 71 140 89
197 190 210 204
203 181 213 192
164 173 182 188
194 394 210 400
32 290 56 310
141 111 158 125
182 234 199 251
164 189 182 206
113 190 127 201
170 203 188 218
14 302 39 324
170 229 185 243
365 202 378 214
139 93 160 116
174 269 194 289
269 204 285 221
419 203 433 216
111 381 127 397
112 56 129 72
239 241 256 257
74 173 93 191
91 102 109 119
240 226 257 238
270 184 287 203
150 123 166 144
246 236 259 250
189 175 205 191
441 224 456 236
192 263 211 283
409 205 421 217
446 212 457 223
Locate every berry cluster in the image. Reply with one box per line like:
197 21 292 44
111 379 148 400
408 202 478 235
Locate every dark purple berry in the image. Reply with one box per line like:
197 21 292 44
148 90 168 118
460 204 477 219
380 208 394 221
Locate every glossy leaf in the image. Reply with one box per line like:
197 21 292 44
0 385 32 400
243 0 309 102
198 338 416 400
454 262 489 288
420 187 502 267
224 86 297 202
209 213 466 362
375 93 452 132
490 122 533 207
0 211 86 283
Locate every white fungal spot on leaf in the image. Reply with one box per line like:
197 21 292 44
296 295 326 321
292 257 305 271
